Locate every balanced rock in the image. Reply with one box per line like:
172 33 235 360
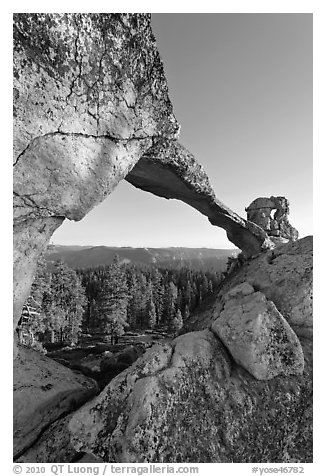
13 345 98 459
211 283 304 380
246 196 299 243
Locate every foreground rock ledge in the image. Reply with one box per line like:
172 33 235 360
13 346 98 459
68 329 312 463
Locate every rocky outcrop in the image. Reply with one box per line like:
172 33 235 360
188 236 313 338
13 13 275 338
13 13 178 334
16 414 79 463
68 329 312 463
13 14 312 463
127 139 274 257
16 237 312 463
13 345 98 459
211 283 304 380
246 196 299 244
66 238 312 463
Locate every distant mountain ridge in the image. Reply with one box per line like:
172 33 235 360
46 245 239 272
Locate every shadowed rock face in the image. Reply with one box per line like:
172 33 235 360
13 345 98 459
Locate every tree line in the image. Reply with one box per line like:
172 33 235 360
23 255 222 347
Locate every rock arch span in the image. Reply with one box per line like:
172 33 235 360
13 13 272 339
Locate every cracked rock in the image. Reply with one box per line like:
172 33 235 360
67 329 311 463
211 283 304 380
13 345 98 459
13 13 179 335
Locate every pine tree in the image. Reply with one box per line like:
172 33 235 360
163 281 178 328
147 299 157 329
170 309 183 337
151 268 164 324
96 256 129 340
183 305 190 322
26 254 51 338
49 260 87 345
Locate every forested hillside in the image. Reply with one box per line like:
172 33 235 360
21 254 223 349
46 245 238 272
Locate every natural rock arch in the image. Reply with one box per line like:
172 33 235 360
13 14 313 464
13 13 272 337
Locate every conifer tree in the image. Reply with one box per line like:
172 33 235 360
50 260 87 344
96 256 129 339
170 309 183 337
163 281 178 327
147 298 157 329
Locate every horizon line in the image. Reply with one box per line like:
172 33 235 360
50 243 239 250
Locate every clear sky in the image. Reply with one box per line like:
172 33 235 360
52 13 312 249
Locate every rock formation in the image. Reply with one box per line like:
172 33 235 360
13 345 98 459
62 237 311 463
188 236 313 339
126 139 274 257
246 196 299 244
13 13 312 464
13 13 273 337
15 236 312 463
211 282 304 380
68 326 311 462
13 13 178 336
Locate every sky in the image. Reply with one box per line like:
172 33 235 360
52 13 312 249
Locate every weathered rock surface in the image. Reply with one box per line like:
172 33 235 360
211 283 304 380
13 345 98 459
16 414 78 463
127 139 274 257
13 13 178 333
189 236 313 338
13 14 275 337
13 14 312 464
66 344 147 389
246 196 299 243
68 329 312 463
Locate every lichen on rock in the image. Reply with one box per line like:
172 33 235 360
189 236 313 338
13 13 179 334
68 328 312 463
13 13 313 464
211 282 304 380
